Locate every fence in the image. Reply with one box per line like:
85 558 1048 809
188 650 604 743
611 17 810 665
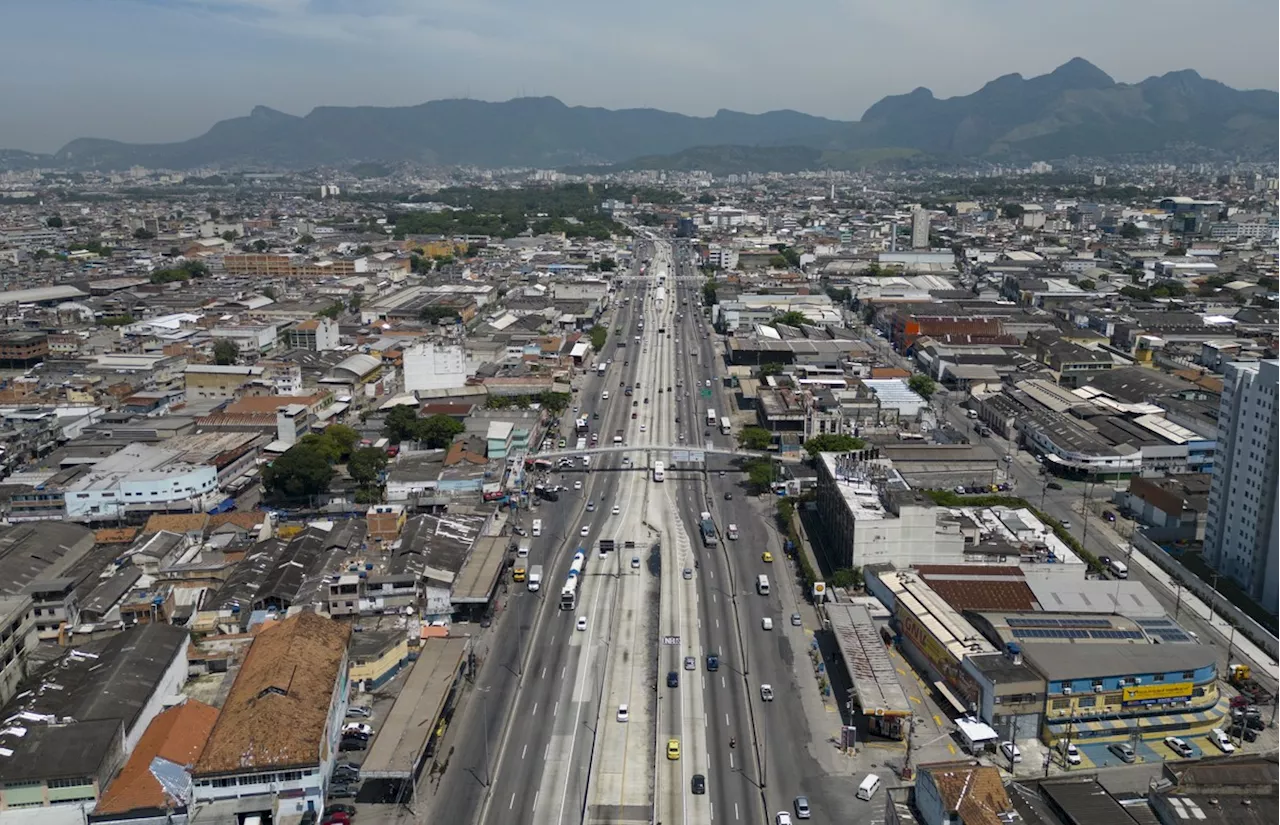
1130 532 1278 662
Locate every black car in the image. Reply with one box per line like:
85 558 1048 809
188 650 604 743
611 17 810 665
724 492 733 500
667 671 679 688
1098 555 1112 568
1047 481 1064 490
339 739 367 752
691 774 706 794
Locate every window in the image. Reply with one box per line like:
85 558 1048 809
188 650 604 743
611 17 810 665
1051 698 1072 710
1182 670 1195 679
1076 696 1097 708
1153 673 1165 682
47 777 91 789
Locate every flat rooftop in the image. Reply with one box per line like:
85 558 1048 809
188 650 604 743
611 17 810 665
360 637 469 778
451 535 507 604
826 603 912 716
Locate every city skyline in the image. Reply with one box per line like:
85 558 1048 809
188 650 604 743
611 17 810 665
2 0 1277 153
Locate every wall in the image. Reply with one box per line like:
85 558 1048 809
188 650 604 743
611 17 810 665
349 638 409 689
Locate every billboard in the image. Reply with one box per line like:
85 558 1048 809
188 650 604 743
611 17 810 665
1122 682 1193 705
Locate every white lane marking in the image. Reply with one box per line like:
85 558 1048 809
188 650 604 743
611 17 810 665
721 676 726 689
544 743 550 760
561 666 566 680
550 635 556 646
734 802 740 820
540 667 546 679
532 702 538 716
521 743 527 760
725 713 730 727
729 752 735 769
716 619 720 628
553 701 559 717
712 593 717 604
509 793 516 810
534 790 540 811
711 802 714 821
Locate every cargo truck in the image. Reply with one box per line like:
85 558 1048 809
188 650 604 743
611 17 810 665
528 565 543 592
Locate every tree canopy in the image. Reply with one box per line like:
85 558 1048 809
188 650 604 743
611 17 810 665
347 446 389 487
772 311 809 328
802 434 867 458
589 326 608 350
212 339 239 365
384 406 465 447
908 374 937 399
263 443 335 502
737 426 773 451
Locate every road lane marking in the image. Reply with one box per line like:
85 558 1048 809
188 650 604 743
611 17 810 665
725 713 730 726
521 744 527 760
509 793 516 809
721 676 725 689
561 666 566 680
734 802 740 820
541 667 546 679
553 700 559 717
532 702 538 716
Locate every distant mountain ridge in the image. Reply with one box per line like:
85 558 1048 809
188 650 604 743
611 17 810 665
30 58 1280 171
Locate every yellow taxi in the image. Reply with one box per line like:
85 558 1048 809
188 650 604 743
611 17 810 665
666 739 681 760
762 551 774 563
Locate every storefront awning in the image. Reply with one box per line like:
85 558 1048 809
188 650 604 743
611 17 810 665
934 680 970 716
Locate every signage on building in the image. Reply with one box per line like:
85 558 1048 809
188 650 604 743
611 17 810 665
812 581 827 601
1122 682 1193 705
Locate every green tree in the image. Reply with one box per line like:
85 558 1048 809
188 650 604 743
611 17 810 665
1164 246 1186 257
772 311 808 328
150 269 191 285
45 216 63 228
418 306 459 324
830 568 863 589
768 255 789 269
317 302 344 320
598 256 617 272
416 414 465 448
384 405 421 443
908 374 937 399
297 432 344 464
220 230 238 242
213 339 239 365
102 314 135 327
263 443 334 501
759 362 785 378
702 280 718 305
744 458 775 493
299 233 316 245
465 242 483 258
738 426 773 451
253 239 269 252
589 326 608 350
538 392 571 413
347 446 389 488
1078 278 1097 291
133 228 155 240
1000 203 1025 220
1119 222 1141 240
325 424 360 462
208 208 220 221
802 434 867 458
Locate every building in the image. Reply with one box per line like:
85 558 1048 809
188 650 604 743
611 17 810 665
366 503 407 543
913 761 1015 825
402 342 470 393
285 318 341 352
0 595 35 706
89 700 219 825
0 332 49 368
1121 475 1210 542
209 322 278 356
0 624 190 821
1203 360 1278 613
192 612 352 823
911 208 931 249
184 364 265 400
814 452 965 570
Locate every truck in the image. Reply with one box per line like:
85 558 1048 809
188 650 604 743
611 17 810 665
698 511 718 547
576 437 588 451
528 565 543 592
726 523 739 540
1229 664 1275 706
613 429 623 444
532 518 543 536
512 559 528 582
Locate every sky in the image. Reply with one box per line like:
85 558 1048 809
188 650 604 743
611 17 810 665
2 0 1277 153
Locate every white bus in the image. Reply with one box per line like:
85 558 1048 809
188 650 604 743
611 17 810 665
597 362 607 376
706 408 717 428
652 461 665 482
719 416 731 435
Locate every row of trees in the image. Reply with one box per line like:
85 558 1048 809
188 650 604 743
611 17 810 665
484 392 571 413
384 406 465 446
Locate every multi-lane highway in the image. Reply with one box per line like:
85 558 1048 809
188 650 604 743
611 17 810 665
437 236 835 825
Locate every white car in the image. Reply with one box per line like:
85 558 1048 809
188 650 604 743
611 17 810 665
1000 741 1022 763
343 722 374 736
1060 740 1081 765
576 616 588 631
617 704 629 722
1210 728 1235 753
580 525 591 537
573 480 583 490
612 505 620 515
639 424 647 432
760 684 774 701
776 813 792 825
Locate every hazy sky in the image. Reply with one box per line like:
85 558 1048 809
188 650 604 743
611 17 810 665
3 0 1277 152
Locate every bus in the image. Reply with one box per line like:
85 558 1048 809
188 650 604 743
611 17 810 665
719 416 731 436
652 461 665 482
706 409 717 428
597 362 607 376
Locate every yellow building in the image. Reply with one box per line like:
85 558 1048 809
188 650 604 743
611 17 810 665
349 630 410 690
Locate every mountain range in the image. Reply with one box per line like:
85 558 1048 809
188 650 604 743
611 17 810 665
24 58 1280 172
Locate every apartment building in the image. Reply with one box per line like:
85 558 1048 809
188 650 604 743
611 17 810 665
285 317 341 351
0 595 36 706
1203 360 1279 613
0 332 49 368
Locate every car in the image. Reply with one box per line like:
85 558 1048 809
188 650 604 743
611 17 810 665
704 430 711 437
1060 740 1081 765
586 500 595 511
1000 741 1022 763
1060 519 1072 530
580 525 591 536
762 617 774 630
1098 555 1112 568
342 730 370 741
776 813 793 825
1165 736 1194 758
573 480 583 490
631 556 641 569
762 551 774 563
640 424 647 432
340 738 367 752
346 705 372 718
323 813 351 825
684 656 696 671
576 616 588 631
323 805 357 818
761 684 774 701
1210 728 1235 753
331 769 359 784
724 491 733 500
617 704 630 722
674 416 681 423
1108 742 1137 763
1103 510 1116 522
667 671 679 688
558 438 567 448
794 796 811 819
327 785 358 799
719 470 726 477
343 722 373 736
667 739 681 760
691 774 706 795
633 400 639 407
632 412 638 419
644 398 649 404
613 505 621 515
1047 481 1063 490
683 567 693 580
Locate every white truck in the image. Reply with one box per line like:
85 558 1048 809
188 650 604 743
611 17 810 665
727 523 739 540
528 565 544 592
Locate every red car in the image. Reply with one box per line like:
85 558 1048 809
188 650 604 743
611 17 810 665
322 813 351 825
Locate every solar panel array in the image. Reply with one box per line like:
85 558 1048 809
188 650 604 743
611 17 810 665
1007 616 1114 629
1012 628 1145 641
1147 628 1194 643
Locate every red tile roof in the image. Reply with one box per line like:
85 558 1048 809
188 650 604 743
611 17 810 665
94 700 219 815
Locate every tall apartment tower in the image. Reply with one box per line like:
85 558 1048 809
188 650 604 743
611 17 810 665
1203 359 1279 613
911 208 931 249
